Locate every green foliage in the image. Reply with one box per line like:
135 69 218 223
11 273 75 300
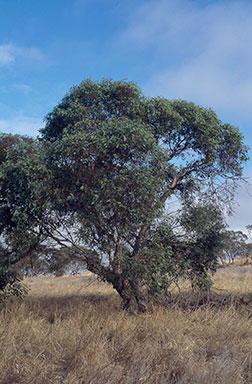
118 225 175 298
0 244 28 298
220 230 248 264
1 280 29 299
164 203 226 291
0 79 249 311
0 133 50 292
0 262 20 292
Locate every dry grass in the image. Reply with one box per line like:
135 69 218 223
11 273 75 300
1 267 252 383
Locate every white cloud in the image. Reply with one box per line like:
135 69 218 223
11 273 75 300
120 0 252 233
120 0 203 50
0 43 46 67
0 44 15 66
121 0 252 118
0 115 43 137
1 83 32 95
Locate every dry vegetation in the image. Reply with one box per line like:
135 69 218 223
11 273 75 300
1 267 252 384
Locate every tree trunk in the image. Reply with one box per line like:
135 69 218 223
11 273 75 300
113 277 148 315
85 256 148 314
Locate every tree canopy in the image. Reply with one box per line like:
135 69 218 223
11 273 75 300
219 230 248 265
0 79 249 312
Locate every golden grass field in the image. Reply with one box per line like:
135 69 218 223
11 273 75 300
1 266 252 384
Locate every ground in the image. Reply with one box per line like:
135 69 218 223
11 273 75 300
1 266 252 383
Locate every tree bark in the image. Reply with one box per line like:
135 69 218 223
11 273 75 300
113 277 148 315
85 254 148 314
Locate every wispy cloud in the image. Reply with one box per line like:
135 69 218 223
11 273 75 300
119 0 252 233
0 44 15 66
0 115 43 137
1 83 32 95
121 0 252 119
0 43 46 67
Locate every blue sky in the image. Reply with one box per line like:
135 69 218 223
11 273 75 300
0 0 251 233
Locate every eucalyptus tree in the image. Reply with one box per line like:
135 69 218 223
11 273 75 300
220 230 248 264
0 79 248 311
0 133 49 291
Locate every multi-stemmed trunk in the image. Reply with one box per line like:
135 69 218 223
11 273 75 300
110 274 148 314
86 255 148 314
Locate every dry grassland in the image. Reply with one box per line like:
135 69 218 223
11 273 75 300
1 267 252 384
